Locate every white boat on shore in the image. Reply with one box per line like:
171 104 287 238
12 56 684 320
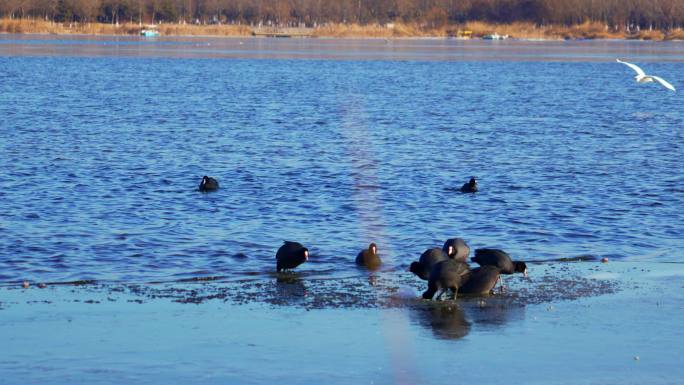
140 25 160 37
483 32 509 40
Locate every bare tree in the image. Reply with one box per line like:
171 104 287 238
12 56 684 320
2 0 684 31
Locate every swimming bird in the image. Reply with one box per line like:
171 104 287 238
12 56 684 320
410 247 449 280
616 59 676 91
442 238 470 263
198 175 219 192
356 242 381 270
459 265 502 295
472 248 528 290
460 177 478 193
422 259 471 300
276 241 309 272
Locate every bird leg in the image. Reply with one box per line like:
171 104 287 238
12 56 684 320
451 288 458 300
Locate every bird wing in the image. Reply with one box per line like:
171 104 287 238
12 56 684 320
616 59 646 77
651 75 676 91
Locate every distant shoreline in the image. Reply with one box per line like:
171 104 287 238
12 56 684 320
2 18 684 42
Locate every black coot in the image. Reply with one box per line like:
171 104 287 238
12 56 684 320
442 238 470 263
410 248 448 280
459 266 502 295
276 241 309 272
356 242 381 270
472 248 527 275
422 259 471 300
198 176 219 192
472 248 528 288
460 177 478 193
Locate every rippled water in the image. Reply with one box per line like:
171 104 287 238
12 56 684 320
0 35 682 284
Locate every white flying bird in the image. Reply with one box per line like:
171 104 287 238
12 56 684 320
616 59 676 92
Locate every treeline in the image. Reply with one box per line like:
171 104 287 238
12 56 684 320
2 0 684 31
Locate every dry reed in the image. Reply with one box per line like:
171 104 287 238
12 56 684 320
664 29 684 40
0 17 677 41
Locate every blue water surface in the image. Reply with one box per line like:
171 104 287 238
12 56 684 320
0 35 682 284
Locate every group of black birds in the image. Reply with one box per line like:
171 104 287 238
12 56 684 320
276 238 528 301
410 239 528 300
199 175 526 300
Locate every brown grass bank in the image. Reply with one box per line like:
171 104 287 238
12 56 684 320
313 21 683 40
0 18 252 37
2 18 683 41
